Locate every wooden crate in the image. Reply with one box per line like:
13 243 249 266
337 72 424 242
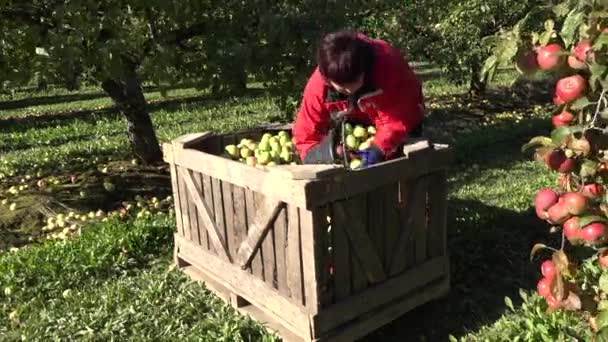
163 123 452 342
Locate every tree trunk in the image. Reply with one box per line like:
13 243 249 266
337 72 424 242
101 67 162 164
468 61 488 98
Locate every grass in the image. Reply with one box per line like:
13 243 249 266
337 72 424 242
0 69 591 341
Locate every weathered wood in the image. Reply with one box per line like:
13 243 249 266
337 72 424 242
222 182 236 258
274 205 289 296
194 172 209 250
267 164 344 180
186 170 200 246
232 186 248 260
414 176 430 264
212 178 227 257
202 175 214 252
286 206 304 304
383 184 400 271
389 179 424 276
172 132 214 149
306 146 453 207
245 189 265 279
350 195 368 293
313 276 450 342
332 210 351 301
310 256 448 337
367 188 385 273
300 207 330 311
428 171 448 258
402 138 432 158
173 148 312 208
177 167 192 241
181 170 231 261
333 200 386 284
165 144 184 237
175 234 310 336
237 198 284 270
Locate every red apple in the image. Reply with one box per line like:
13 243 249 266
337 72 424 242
537 44 564 70
537 277 552 298
582 184 604 199
546 294 561 309
580 222 607 242
548 201 571 225
554 93 566 106
541 260 557 281
552 110 575 127
515 49 539 75
535 189 559 219
563 216 581 240
562 192 588 215
568 55 587 70
555 75 587 103
573 40 593 62
545 150 575 173
599 249 608 269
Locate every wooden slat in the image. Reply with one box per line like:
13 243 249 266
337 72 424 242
267 164 344 180
175 235 310 336
212 178 227 257
310 256 449 338
350 195 368 293
313 275 450 342
305 146 453 207
367 188 385 273
286 205 304 304
172 148 311 208
427 171 448 258
222 182 236 258
177 167 192 242
181 170 231 261
383 184 400 271
187 170 200 246
300 206 331 312
332 209 351 301
172 132 214 149
389 179 423 276
245 189 265 280
232 186 248 260
195 172 209 251
237 199 284 269
202 175 214 252
274 205 289 296
333 201 386 284
259 193 277 289
414 176 430 264
164 143 184 237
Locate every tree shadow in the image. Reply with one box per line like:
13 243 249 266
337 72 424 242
359 197 559 341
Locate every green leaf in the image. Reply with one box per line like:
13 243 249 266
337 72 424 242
599 311 608 332
519 289 529 303
601 108 608 120
599 300 608 311
579 215 608 228
449 335 458 342
552 2 571 17
570 97 591 110
560 11 585 47
505 296 515 311
539 31 554 46
521 136 555 152
598 327 608 342
551 126 572 145
481 55 498 82
600 273 608 293
581 160 599 179
544 19 555 32
594 35 608 50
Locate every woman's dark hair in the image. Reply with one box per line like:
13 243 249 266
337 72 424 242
316 30 374 85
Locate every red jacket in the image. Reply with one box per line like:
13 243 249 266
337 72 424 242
292 34 425 159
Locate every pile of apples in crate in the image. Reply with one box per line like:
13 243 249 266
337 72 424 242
222 123 377 168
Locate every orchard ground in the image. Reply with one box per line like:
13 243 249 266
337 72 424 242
0 69 590 341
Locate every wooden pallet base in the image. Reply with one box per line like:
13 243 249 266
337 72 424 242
175 254 449 342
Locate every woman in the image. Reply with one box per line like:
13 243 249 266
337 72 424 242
292 30 425 167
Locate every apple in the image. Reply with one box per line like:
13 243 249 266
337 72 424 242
280 150 293 163
545 150 575 173
367 126 377 135
562 192 587 215
344 123 354 135
246 156 257 167
547 201 571 225
9 203 16 211
541 260 557 281
573 40 593 63
599 249 608 269
537 277 552 297
359 141 371 151
279 135 290 147
258 151 271 165
555 74 587 103
536 189 560 219
551 110 575 127
257 140 270 152
582 183 603 199
350 159 362 169
240 147 252 159
568 55 586 70
261 133 272 142
225 145 238 159
515 49 539 75
536 44 564 70
580 222 607 242
563 216 581 240
545 294 561 309
353 125 368 140
267 161 277 166
346 135 359 150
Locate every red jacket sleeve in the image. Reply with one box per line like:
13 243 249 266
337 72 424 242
371 51 425 156
292 69 330 159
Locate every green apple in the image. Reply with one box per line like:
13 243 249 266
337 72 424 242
367 126 377 135
279 135 290 147
358 141 370 151
270 139 281 152
278 130 288 138
225 144 238 159
280 150 293 163
258 151 271 165
350 159 362 169
261 133 273 142
247 141 257 151
283 141 294 151
344 123 354 135
240 147 252 159
269 150 280 162
345 134 359 150
353 125 368 140
238 138 250 148
258 140 270 151
267 161 277 166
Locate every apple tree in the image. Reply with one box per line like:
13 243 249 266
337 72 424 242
481 0 608 338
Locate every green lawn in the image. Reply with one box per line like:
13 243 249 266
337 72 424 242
0 71 591 341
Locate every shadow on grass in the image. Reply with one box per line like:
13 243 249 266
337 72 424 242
360 197 558 341
0 88 268 135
